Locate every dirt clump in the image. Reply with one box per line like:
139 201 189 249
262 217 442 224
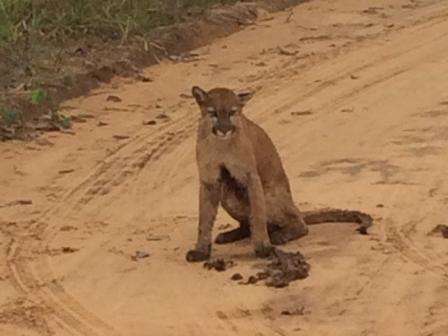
281 306 305 316
231 273 243 281
203 249 308 287
241 275 259 285
263 248 310 288
428 225 448 239
61 247 79 254
231 249 309 288
204 259 235 272
106 95 122 103
131 250 150 261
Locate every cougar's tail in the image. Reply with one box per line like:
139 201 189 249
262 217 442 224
302 208 373 235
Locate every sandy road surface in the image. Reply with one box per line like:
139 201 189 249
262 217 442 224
1 0 448 335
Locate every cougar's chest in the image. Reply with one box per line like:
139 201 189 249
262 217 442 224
219 165 249 202
196 134 253 185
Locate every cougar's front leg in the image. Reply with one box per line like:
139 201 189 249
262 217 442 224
247 173 274 258
186 182 220 262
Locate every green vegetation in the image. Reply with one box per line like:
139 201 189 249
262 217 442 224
51 110 72 129
0 108 20 127
0 0 237 45
0 0 238 138
30 88 47 105
0 86 71 134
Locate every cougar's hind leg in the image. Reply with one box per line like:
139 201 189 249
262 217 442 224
270 225 308 245
215 220 251 244
216 220 284 245
216 181 251 244
270 206 309 245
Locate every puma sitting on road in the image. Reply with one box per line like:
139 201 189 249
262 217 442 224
186 86 372 262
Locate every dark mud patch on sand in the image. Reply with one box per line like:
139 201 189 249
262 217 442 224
204 258 235 272
428 225 448 239
205 248 309 288
263 248 310 288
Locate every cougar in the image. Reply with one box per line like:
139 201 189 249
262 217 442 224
186 86 372 262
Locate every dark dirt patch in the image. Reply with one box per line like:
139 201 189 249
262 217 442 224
263 248 310 288
106 95 123 103
58 169 75 175
113 134 130 140
46 246 80 256
237 248 310 288
428 225 448 239
0 199 33 208
60 225 77 232
231 273 243 281
291 110 313 116
281 306 305 315
131 250 151 261
204 258 235 272
299 35 331 42
61 246 79 254
142 120 157 126
242 275 260 284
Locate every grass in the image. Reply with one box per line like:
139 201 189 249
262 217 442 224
0 0 237 45
0 0 238 138
0 107 20 127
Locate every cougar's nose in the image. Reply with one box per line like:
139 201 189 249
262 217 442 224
216 124 235 137
216 129 232 137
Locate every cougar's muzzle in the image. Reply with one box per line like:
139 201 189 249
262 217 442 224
211 114 236 138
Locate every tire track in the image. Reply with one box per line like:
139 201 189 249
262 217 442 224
7 239 109 336
5 115 198 336
385 223 448 280
253 15 448 125
77 121 197 205
4 4 448 335
64 114 197 208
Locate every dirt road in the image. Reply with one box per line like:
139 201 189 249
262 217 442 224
1 1 448 335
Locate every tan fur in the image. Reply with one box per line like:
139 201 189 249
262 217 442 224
186 87 372 262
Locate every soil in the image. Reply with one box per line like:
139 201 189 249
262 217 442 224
207 248 309 288
264 248 310 288
204 259 235 272
1 1 448 335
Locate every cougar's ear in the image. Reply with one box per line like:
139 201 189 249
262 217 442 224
236 90 254 106
192 86 208 105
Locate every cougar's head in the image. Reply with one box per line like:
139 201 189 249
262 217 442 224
192 86 253 139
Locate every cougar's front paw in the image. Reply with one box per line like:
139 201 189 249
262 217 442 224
254 242 275 259
186 249 210 262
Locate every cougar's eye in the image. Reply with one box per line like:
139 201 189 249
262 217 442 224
206 106 217 117
229 106 238 115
